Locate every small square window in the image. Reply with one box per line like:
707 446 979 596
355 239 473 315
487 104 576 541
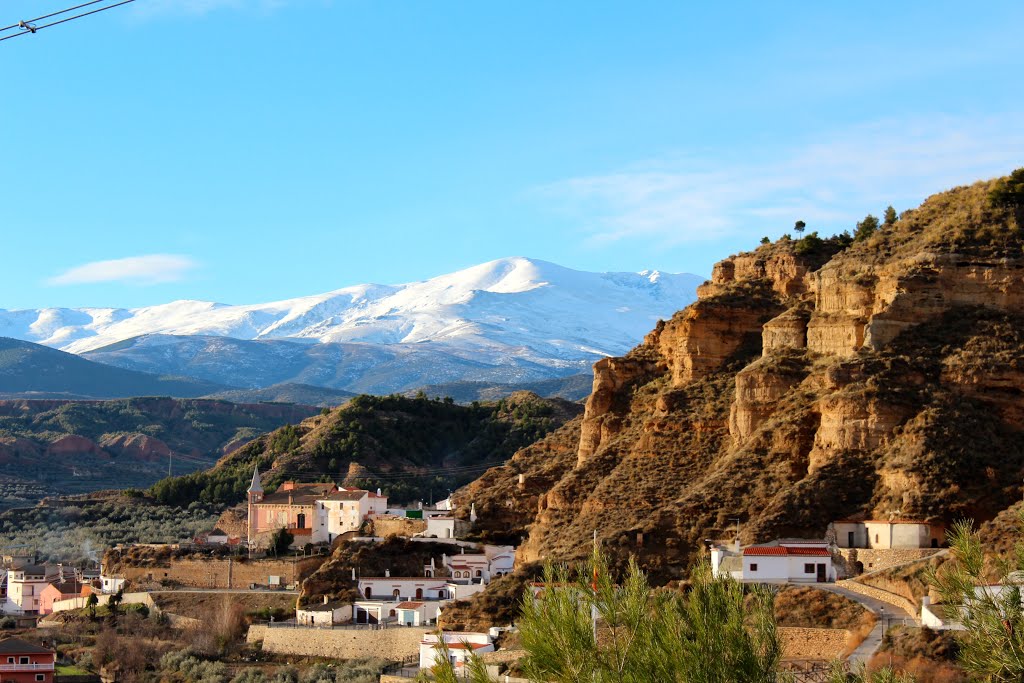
750 563 758 572
804 563 815 574
36 675 45 681
20 657 29 664
7 657 14 663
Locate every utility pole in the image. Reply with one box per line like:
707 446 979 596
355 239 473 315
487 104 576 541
168 452 172 478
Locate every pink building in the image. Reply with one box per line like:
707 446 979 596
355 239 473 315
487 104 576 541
247 468 337 548
39 581 93 616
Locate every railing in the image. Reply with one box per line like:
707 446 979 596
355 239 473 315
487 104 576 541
266 620 419 630
0 663 54 671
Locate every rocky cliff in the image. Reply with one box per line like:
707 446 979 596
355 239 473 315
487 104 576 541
456 176 1024 581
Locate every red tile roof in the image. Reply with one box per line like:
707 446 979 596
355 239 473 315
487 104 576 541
396 601 424 609
743 546 830 557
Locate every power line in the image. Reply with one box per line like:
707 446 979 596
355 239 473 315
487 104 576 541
0 0 136 43
1 0 113 31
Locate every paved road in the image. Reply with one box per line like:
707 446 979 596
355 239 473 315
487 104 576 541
809 583 915 668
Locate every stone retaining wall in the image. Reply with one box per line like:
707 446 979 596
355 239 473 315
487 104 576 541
833 548 940 577
372 517 427 538
247 625 428 660
835 580 918 620
119 556 324 589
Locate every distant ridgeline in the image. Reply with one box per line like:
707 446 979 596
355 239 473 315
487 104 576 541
150 392 583 508
0 397 317 507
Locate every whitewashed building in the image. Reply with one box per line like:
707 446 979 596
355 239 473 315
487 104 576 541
313 489 388 544
4 564 58 614
741 541 836 584
395 600 442 626
419 632 494 670
425 516 458 539
296 598 352 627
832 519 944 549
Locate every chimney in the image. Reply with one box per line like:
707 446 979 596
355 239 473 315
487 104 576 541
351 567 356 581
385 569 390 577
733 538 741 553
323 595 329 605
518 473 525 490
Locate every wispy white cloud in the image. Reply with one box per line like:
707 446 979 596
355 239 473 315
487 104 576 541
47 254 198 286
538 114 1024 245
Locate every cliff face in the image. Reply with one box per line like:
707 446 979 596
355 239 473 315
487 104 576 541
458 177 1024 580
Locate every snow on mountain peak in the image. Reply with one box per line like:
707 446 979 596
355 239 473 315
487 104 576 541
0 258 706 362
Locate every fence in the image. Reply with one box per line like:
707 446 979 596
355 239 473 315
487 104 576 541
779 659 844 683
266 619 416 631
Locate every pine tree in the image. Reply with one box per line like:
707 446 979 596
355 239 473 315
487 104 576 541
883 205 898 226
927 516 1024 680
854 214 880 242
794 220 806 234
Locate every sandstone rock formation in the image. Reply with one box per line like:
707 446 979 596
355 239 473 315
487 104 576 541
459 177 1024 581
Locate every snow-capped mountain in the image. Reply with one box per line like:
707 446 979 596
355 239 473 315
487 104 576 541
0 257 704 394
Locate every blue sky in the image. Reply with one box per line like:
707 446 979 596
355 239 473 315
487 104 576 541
2 0 1023 309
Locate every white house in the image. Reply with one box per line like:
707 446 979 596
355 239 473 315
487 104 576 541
313 489 388 544
920 596 965 631
395 600 441 626
419 632 494 671
921 581 1024 631
425 516 458 539
483 545 515 578
99 573 126 595
357 575 453 602
442 546 514 582
709 544 743 580
832 519 944 549
741 541 835 584
4 564 58 614
296 598 352 627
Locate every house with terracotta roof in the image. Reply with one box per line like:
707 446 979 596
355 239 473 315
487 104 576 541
418 632 494 671
0 638 55 683
394 600 441 626
246 468 337 549
741 540 835 583
312 488 388 544
38 580 94 616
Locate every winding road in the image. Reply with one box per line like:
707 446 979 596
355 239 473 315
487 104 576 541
810 583 916 667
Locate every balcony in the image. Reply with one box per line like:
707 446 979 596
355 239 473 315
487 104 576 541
0 663 54 671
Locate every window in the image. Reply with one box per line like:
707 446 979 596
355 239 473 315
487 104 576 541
7 657 14 663
749 563 758 572
875 534 879 544
20 657 29 664
37 675 46 681
804 563 815 574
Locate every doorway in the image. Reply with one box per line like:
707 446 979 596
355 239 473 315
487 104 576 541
816 564 827 583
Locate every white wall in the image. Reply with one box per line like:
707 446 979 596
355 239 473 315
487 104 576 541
742 556 789 582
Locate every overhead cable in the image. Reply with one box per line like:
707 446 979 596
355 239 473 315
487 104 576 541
0 0 136 43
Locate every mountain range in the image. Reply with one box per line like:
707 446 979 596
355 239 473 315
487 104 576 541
0 258 703 396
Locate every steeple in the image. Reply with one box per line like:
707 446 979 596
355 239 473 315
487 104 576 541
248 466 263 494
